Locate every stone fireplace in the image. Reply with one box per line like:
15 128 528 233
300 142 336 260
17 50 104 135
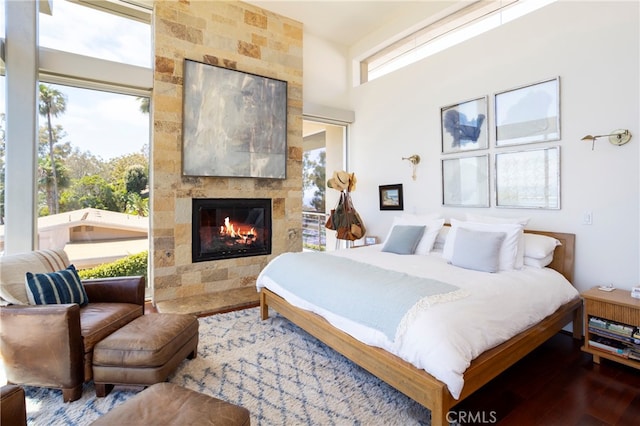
151 1 303 304
192 198 272 262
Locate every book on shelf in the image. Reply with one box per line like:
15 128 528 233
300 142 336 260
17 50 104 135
589 327 640 345
588 316 637 338
588 335 630 357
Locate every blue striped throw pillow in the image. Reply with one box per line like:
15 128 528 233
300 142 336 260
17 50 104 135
25 264 89 306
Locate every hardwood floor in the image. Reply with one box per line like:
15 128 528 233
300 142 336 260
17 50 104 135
144 300 157 313
454 332 640 425
145 300 639 425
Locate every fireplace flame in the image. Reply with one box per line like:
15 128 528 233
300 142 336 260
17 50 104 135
220 217 257 245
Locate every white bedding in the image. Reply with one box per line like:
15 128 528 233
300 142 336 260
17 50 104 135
256 245 579 399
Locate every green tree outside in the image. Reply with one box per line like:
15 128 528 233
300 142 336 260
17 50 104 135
107 153 149 214
125 164 148 194
34 85 152 218
125 192 149 217
137 97 150 114
303 149 326 212
65 148 109 181
60 175 118 212
38 84 68 214
37 124 72 214
38 156 71 216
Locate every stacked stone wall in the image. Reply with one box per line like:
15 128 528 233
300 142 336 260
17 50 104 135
151 0 303 302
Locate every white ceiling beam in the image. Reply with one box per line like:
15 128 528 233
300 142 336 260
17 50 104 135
39 47 153 95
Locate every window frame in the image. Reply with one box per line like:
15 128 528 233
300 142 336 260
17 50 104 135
360 0 556 83
2 0 152 254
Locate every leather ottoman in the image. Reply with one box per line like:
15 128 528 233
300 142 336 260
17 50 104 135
92 313 199 397
91 382 250 426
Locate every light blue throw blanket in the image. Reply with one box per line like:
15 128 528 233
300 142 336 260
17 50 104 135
260 252 462 341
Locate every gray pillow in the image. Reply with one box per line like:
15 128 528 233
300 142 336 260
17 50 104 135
381 225 426 255
450 228 506 272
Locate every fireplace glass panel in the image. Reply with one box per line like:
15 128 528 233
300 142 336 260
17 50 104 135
192 198 272 262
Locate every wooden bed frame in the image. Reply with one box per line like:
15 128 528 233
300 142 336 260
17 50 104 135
259 230 583 426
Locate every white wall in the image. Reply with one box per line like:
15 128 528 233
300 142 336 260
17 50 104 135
307 1 639 292
303 33 351 110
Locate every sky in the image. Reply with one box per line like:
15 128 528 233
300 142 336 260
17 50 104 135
1 0 152 160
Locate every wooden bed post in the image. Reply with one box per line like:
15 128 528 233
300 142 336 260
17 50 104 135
431 388 450 426
573 301 583 339
260 290 269 320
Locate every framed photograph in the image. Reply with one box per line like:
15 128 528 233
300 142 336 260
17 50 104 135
441 96 488 154
364 236 378 245
182 59 288 178
379 184 403 211
442 154 490 207
495 146 560 209
495 77 560 147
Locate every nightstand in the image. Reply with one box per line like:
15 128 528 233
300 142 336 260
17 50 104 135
581 287 640 369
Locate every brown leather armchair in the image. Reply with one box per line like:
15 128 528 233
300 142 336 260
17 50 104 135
0 250 145 402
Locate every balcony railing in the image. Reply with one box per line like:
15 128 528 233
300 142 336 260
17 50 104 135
302 211 328 251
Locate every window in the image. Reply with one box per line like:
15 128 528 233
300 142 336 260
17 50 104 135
37 2 152 273
2 0 151 279
361 0 557 83
39 0 151 68
1 1 5 229
0 75 5 229
302 119 348 251
35 83 150 269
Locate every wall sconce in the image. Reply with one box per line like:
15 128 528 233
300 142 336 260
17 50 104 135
581 129 632 150
402 154 420 181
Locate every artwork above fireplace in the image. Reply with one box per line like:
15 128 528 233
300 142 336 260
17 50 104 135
192 198 272 262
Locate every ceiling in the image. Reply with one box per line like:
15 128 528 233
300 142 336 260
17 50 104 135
244 1 463 47
243 1 467 137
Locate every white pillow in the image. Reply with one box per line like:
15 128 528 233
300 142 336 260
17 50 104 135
524 233 561 259
450 228 506 273
415 218 445 255
465 213 529 268
433 226 450 251
384 216 445 255
524 254 554 268
443 219 524 271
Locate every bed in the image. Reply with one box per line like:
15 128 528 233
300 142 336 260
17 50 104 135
257 228 582 426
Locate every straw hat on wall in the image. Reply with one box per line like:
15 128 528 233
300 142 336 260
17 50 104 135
327 171 357 192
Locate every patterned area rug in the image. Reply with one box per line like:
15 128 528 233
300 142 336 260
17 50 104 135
16 307 432 425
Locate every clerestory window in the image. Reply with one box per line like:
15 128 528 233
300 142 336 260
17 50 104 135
360 0 556 84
